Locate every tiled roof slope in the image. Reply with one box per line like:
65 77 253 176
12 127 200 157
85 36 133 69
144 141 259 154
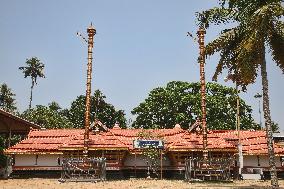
5 128 284 155
5 129 83 154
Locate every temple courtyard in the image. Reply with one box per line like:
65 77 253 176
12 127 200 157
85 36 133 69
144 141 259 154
0 179 283 189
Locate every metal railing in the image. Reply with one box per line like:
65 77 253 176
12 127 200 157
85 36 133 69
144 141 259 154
185 157 235 181
60 157 106 182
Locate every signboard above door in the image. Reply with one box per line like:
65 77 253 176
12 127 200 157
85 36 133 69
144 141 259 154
133 140 164 149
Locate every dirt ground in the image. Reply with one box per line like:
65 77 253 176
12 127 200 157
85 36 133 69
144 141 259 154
0 179 284 189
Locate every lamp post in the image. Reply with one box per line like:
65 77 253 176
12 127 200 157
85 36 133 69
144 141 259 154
197 28 208 161
254 93 262 129
78 23 96 158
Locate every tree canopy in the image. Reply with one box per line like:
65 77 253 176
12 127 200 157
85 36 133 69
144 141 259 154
20 90 126 129
0 83 17 113
21 104 74 129
132 81 258 130
196 0 284 89
64 90 127 129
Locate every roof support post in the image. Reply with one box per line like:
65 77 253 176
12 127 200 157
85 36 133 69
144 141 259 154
8 127 11 148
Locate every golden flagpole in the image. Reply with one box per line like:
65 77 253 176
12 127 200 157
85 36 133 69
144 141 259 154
83 23 96 157
197 28 208 161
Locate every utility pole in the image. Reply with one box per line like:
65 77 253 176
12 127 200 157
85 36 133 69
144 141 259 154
83 23 96 157
197 28 208 161
224 75 243 178
236 84 243 178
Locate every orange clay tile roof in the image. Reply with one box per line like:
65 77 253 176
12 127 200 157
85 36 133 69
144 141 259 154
5 128 284 155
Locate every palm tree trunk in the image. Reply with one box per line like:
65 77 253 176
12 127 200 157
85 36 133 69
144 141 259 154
261 53 278 188
29 81 34 110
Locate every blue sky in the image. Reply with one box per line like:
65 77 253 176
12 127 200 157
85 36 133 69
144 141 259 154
0 0 283 130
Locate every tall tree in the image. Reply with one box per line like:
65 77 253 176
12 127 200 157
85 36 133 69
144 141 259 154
66 89 127 129
197 0 284 187
132 81 258 130
19 57 45 109
0 83 17 113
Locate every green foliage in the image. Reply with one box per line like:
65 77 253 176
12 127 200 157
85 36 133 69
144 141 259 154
0 134 21 149
196 0 284 89
48 101 61 112
132 81 258 130
0 154 7 168
196 7 236 29
19 57 45 109
19 90 127 129
0 136 5 156
271 121 280 133
19 57 45 85
66 90 127 129
0 134 21 168
0 83 17 113
21 104 74 129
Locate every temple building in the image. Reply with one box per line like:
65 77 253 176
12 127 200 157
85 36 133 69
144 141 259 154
4 123 284 178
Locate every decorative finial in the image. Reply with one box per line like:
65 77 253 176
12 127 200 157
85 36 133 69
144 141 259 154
87 22 96 35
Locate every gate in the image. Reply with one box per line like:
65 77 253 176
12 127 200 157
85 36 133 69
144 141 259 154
185 157 234 181
60 157 106 182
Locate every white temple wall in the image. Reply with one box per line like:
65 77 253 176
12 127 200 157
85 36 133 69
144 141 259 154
37 154 61 166
243 155 282 167
14 154 62 166
15 155 35 166
13 154 283 169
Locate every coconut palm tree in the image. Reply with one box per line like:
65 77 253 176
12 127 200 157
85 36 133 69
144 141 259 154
197 0 284 187
19 57 45 109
